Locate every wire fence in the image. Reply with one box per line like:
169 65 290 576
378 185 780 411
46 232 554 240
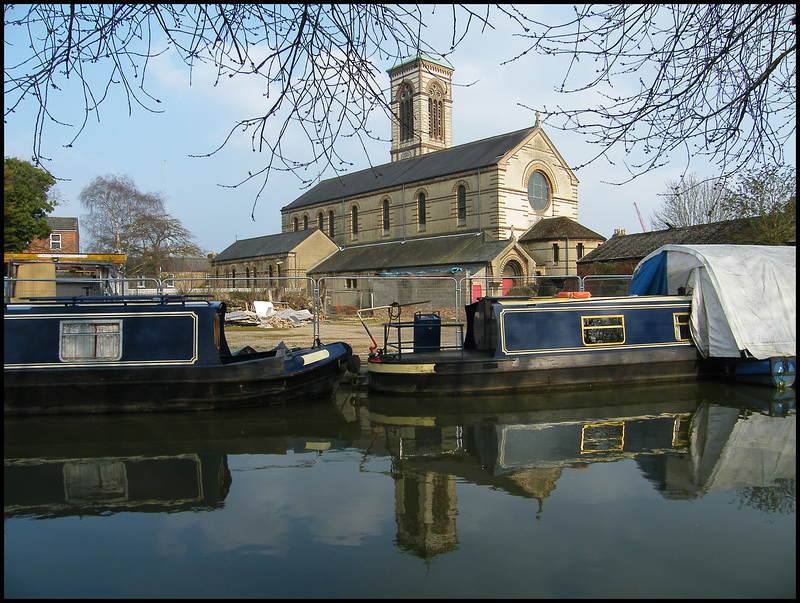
4 274 634 356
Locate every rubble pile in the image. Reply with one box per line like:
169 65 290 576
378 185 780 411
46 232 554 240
225 303 314 329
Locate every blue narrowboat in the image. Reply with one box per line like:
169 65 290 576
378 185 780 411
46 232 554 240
366 294 707 394
4 295 353 414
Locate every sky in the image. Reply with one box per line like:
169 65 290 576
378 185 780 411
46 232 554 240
4 5 795 255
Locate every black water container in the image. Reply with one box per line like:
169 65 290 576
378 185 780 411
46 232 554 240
413 311 441 352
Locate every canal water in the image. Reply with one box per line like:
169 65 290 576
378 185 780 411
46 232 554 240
4 381 795 598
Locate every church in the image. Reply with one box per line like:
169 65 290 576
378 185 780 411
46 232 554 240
212 54 605 291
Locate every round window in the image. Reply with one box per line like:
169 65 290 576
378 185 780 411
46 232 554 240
527 171 551 212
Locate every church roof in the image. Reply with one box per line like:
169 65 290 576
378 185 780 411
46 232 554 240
213 229 320 261
519 216 605 242
282 126 538 212
308 232 515 275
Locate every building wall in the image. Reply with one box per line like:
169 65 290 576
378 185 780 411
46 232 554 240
25 228 79 254
497 131 579 241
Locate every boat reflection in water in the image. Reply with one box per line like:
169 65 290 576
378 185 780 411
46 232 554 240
4 382 795 562
3 399 361 520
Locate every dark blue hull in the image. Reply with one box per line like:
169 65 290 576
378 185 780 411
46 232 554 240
4 295 353 414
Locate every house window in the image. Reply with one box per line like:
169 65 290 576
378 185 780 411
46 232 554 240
328 210 335 238
245 267 250 287
418 192 426 230
457 185 466 225
428 83 444 140
553 243 560 264
293 217 299 231
673 313 691 341
50 233 62 250
382 199 391 234
582 315 625 346
318 212 324 231
399 83 414 141
60 320 122 362
351 206 359 236
577 243 585 259
231 267 236 288
303 215 309 230
528 170 551 212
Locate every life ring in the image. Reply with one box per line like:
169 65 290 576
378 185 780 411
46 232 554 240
557 291 591 299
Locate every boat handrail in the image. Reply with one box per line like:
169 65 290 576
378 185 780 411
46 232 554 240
381 319 465 359
6 294 216 307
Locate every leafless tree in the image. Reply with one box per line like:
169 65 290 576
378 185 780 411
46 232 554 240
79 174 202 275
5 4 795 212
510 5 796 182
651 172 736 229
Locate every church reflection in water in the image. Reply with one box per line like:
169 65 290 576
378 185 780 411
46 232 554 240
4 381 795 560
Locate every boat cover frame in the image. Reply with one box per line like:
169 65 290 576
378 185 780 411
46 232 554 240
629 245 796 359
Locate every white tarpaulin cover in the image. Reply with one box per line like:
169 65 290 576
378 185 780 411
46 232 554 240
630 245 796 359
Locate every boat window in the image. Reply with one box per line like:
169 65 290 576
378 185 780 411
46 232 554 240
60 320 122 362
581 315 625 345
581 421 625 453
673 313 691 341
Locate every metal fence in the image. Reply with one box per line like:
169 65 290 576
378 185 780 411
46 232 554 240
5 273 634 355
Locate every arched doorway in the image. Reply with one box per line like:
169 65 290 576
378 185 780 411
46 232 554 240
501 259 524 296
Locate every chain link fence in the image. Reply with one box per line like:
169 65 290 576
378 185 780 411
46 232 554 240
5 273 633 356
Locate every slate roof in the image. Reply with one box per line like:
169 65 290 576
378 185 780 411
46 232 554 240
519 216 605 242
308 232 515 275
47 217 78 231
213 229 320 262
283 126 538 211
577 217 768 264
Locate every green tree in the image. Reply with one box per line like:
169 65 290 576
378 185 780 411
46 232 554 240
4 157 56 252
723 164 796 245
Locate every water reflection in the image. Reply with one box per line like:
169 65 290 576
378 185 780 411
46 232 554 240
4 382 795 563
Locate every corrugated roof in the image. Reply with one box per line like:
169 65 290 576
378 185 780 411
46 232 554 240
577 218 767 263
213 229 319 262
520 216 605 242
308 232 514 274
283 127 537 211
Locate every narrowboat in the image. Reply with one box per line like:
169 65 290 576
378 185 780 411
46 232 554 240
4 295 354 414
365 244 795 395
365 294 708 394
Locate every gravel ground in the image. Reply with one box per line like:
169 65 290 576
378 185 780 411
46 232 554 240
224 321 377 356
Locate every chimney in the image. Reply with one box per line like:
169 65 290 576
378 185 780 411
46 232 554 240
614 229 626 236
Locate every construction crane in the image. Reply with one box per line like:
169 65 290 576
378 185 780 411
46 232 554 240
634 202 647 232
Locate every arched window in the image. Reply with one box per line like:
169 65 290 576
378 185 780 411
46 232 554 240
457 185 467 224
528 171 551 212
382 199 391 233
317 212 324 231
245 267 250 287
428 83 444 140
418 192 426 229
268 265 274 278
351 206 359 236
231 267 236 288
328 210 335 238
293 217 299 231
303 215 308 230
399 83 414 141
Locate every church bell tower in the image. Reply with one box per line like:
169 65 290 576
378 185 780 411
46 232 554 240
388 53 454 162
